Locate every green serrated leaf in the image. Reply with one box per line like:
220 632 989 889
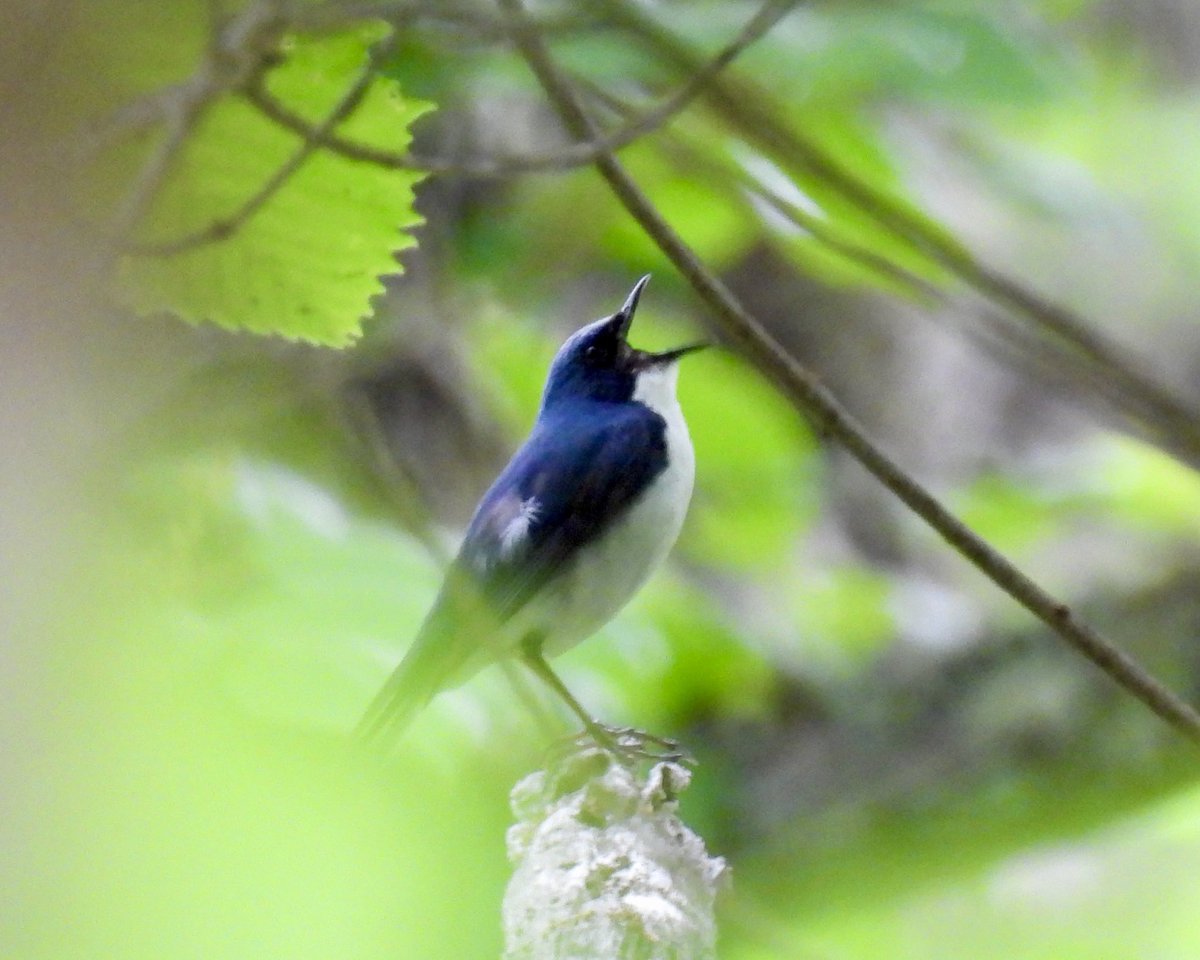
59 1 432 345
116 24 431 344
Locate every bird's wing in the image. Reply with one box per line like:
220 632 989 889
356 405 667 744
458 404 667 623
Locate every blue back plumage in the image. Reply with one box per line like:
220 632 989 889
462 395 667 620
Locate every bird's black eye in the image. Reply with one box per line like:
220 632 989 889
584 343 608 365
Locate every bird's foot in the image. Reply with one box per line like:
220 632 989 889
565 723 694 767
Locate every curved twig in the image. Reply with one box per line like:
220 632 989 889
242 0 799 179
496 0 1200 744
291 0 593 38
126 30 399 257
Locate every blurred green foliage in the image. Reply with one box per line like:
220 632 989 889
15 0 1200 958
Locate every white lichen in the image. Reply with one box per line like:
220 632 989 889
503 748 728 960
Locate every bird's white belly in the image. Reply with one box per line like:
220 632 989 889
515 391 694 658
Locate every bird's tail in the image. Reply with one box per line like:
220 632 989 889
354 616 450 745
355 586 483 747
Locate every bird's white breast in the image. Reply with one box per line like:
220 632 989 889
535 362 695 657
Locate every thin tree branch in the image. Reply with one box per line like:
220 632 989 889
241 0 798 179
81 87 182 159
240 74 650 176
599 0 1200 468
106 92 209 245
647 113 1191 427
583 82 1200 453
495 0 1200 744
291 0 593 38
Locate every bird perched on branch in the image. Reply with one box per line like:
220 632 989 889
357 275 705 751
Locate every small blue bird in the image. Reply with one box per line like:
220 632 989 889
357 276 705 749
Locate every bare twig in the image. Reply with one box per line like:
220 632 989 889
240 75 651 176
496 0 1200 744
243 0 798 179
106 94 208 245
599 0 1200 467
80 88 182 158
292 0 595 37
652 114 1200 425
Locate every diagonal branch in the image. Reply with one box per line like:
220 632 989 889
584 82 1198 452
599 0 1200 469
495 0 1200 744
636 111 1189 425
106 91 209 247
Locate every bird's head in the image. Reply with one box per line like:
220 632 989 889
540 275 706 411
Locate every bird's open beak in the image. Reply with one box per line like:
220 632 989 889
612 274 651 340
644 341 709 366
613 274 710 365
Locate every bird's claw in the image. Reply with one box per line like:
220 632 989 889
575 723 694 767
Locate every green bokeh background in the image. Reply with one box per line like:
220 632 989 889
7 1 1200 957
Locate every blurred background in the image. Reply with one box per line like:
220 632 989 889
5 0 1200 957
